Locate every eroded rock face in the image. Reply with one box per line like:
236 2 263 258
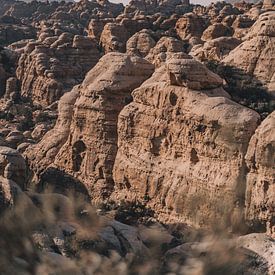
146 36 187 67
175 13 208 41
245 111 275 237
201 23 233 41
223 11 275 96
190 37 241 62
124 0 190 16
113 56 260 227
25 86 79 180
27 53 154 198
16 34 100 106
126 29 156 58
0 47 17 97
0 22 36 46
100 23 129 53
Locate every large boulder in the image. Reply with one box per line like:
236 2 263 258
126 29 156 58
146 36 187 67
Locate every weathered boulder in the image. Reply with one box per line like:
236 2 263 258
201 23 233 41
0 176 22 213
190 37 241 62
237 233 275 274
112 56 260 228
100 23 129 53
87 18 114 41
175 13 208 41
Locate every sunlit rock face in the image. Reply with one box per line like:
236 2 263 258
113 55 260 228
26 53 154 198
245 111 275 237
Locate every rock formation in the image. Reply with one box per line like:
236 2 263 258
176 13 208 41
113 56 260 227
146 36 187 67
27 53 154 198
16 34 101 106
0 146 26 189
223 11 275 96
190 37 241 62
245 111 275 237
100 23 129 53
126 29 156 58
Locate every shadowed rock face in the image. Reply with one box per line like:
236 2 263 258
245 111 275 236
26 53 154 198
112 55 260 227
223 11 275 96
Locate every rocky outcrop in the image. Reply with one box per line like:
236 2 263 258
231 15 255 39
146 36 187 67
100 23 129 53
0 47 17 98
124 0 190 16
27 53 154 198
190 37 241 62
201 23 233 41
25 86 78 179
245 111 275 237
0 22 36 46
175 13 208 41
126 29 156 58
223 11 275 96
112 56 260 228
16 34 100 106
237 233 275 274
88 18 114 41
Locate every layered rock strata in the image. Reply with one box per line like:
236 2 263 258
113 56 260 227
16 34 101 106
26 53 154 198
245 111 275 237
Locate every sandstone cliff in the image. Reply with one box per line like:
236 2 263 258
245 111 275 237
26 53 154 198
113 56 260 228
